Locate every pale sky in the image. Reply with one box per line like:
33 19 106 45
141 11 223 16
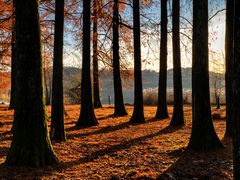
63 0 226 73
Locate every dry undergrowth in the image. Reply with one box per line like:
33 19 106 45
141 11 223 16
0 105 233 179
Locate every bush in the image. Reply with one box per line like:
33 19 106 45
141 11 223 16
143 88 158 105
66 83 81 104
143 88 192 105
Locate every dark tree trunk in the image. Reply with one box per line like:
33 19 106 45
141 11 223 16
130 0 144 123
216 95 220 109
188 0 222 150
112 0 128 116
170 0 184 126
224 0 234 138
93 0 102 109
50 0 66 141
232 0 240 177
156 0 169 119
9 0 16 110
44 75 51 105
76 0 98 127
5 0 58 166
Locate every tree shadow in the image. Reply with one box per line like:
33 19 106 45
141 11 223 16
63 113 123 127
64 113 127 130
0 136 12 142
0 163 57 179
0 131 11 137
64 120 77 126
0 147 9 158
63 130 163 167
65 125 92 132
63 125 183 168
158 144 232 179
166 147 186 157
157 125 183 135
0 131 12 142
1 130 163 178
96 114 121 121
66 121 131 139
145 117 165 124
66 117 181 141
0 121 13 126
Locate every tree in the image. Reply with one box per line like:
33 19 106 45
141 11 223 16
155 0 169 119
210 60 224 110
170 0 184 126
130 0 144 123
8 0 16 110
112 0 128 116
188 0 222 150
232 0 240 177
5 0 58 166
76 0 99 127
93 0 102 109
50 0 66 141
224 0 234 137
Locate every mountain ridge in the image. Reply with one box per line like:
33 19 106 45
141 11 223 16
63 67 224 104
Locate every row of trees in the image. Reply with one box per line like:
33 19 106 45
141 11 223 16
1 0 240 178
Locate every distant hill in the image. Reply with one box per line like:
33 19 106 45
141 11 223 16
63 67 224 104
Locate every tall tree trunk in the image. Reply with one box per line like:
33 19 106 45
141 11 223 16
76 0 98 127
44 72 51 105
5 0 58 166
232 0 240 177
130 0 144 123
224 0 234 138
93 0 102 109
112 0 128 116
170 0 184 126
188 0 222 150
9 0 16 110
156 0 169 119
50 0 66 141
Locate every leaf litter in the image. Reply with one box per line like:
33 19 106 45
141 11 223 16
0 105 233 179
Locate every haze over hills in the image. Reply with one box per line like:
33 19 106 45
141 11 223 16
63 67 224 104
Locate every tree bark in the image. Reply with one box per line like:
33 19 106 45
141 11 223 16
44 73 51 105
9 0 16 110
50 0 66 141
93 0 102 109
232 0 240 177
112 0 128 116
188 0 222 150
156 0 169 119
130 0 144 123
5 0 58 167
170 0 184 126
224 0 234 138
76 0 98 127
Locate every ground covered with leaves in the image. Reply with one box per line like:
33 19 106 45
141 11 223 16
0 105 233 179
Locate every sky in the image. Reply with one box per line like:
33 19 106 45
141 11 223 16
63 0 226 73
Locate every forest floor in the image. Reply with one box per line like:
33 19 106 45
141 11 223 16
0 105 233 179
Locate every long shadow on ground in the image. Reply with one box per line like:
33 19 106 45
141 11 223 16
66 117 172 140
63 125 182 167
0 118 187 179
158 138 233 179
66 121 130 139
